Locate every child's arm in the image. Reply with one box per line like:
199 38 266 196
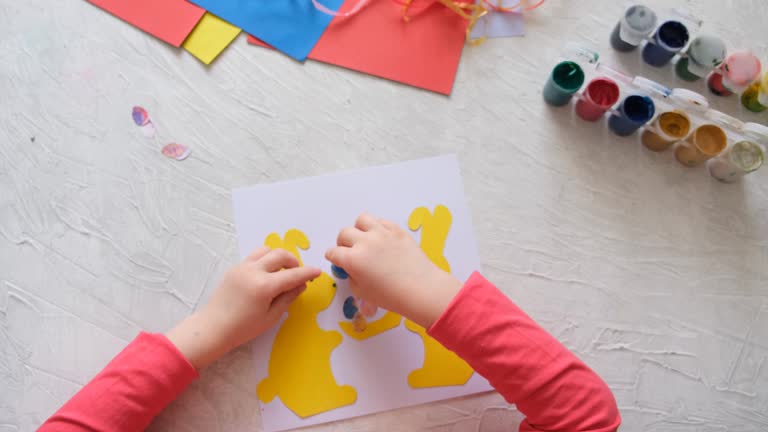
327 213 621 432
428 272 621 432
39 247 321 431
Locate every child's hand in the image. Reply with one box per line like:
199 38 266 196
326 213 462 329
166 247 321 369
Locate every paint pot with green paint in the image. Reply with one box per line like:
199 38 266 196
543 61 585 106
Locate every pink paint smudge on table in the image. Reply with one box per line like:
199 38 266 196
162 143 191 161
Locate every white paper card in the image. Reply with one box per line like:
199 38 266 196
232 155 491 432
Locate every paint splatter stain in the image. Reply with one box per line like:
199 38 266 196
342 296 358 319
162 143 191 161
132 106 150 126
132 106 157 138
352 313 367 332
30 136 35 143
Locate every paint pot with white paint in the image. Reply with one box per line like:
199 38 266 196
707 140 764 182
610 4 657 52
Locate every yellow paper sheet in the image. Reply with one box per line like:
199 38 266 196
182 13 240 65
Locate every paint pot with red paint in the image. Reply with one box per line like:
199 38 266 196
576 77 621 121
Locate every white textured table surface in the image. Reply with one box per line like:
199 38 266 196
2 0 768 431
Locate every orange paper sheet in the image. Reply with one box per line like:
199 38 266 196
248 0 468 94
88 0 205 47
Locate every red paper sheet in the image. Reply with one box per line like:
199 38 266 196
88 0 205 47
248 0 468 94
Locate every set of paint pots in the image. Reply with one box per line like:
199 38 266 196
610 4 765 111
611 5 702 68
644 95 766 182
543 57 664 138
543 55 767 182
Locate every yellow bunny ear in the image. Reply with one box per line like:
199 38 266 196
264 229 311 266
408 207 430 231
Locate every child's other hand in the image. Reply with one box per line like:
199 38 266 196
326 213 462 329
167 247 321 369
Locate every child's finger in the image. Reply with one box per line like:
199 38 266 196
245 246 271 262
355 212 381 232
257 249 300 272
337 227 363 247
269 285 304 315
325 246 350 268
269 266 320 297
378 219 401 233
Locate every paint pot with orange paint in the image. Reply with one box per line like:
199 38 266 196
707 140 764 183
673 124 727 167
576 77 621 121
641 111 691 152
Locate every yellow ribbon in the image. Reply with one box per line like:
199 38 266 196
398 0 488 45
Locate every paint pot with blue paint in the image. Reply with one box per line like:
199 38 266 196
608 76 667 137
331 264 349 279
608 95 655 136
610 4 657 52
674 35 726 82
642 20 690 67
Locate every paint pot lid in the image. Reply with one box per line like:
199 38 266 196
742 122 768 145
722 50 762 85
729 141 764 172
595 63 633 84
669 88 709 111
632 76 672 97
685 34 727 76
619 4 657 44
705 109 744 132
562 43 599 65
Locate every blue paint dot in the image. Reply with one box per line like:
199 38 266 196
343 296 358 319
331 264 349 280
132 106 149 126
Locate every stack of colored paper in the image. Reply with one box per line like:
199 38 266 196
85 0 528 94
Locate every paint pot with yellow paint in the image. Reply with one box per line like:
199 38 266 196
707 141 764 183
673 124 727 167
641 88 707 152
741 72 768 113
641 111 691 152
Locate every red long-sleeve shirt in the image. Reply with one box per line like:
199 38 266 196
39 272 620 431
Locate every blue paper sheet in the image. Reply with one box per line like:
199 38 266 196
189 0 343 61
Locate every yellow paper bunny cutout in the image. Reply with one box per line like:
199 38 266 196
405 205 474 388
257 229 357 418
